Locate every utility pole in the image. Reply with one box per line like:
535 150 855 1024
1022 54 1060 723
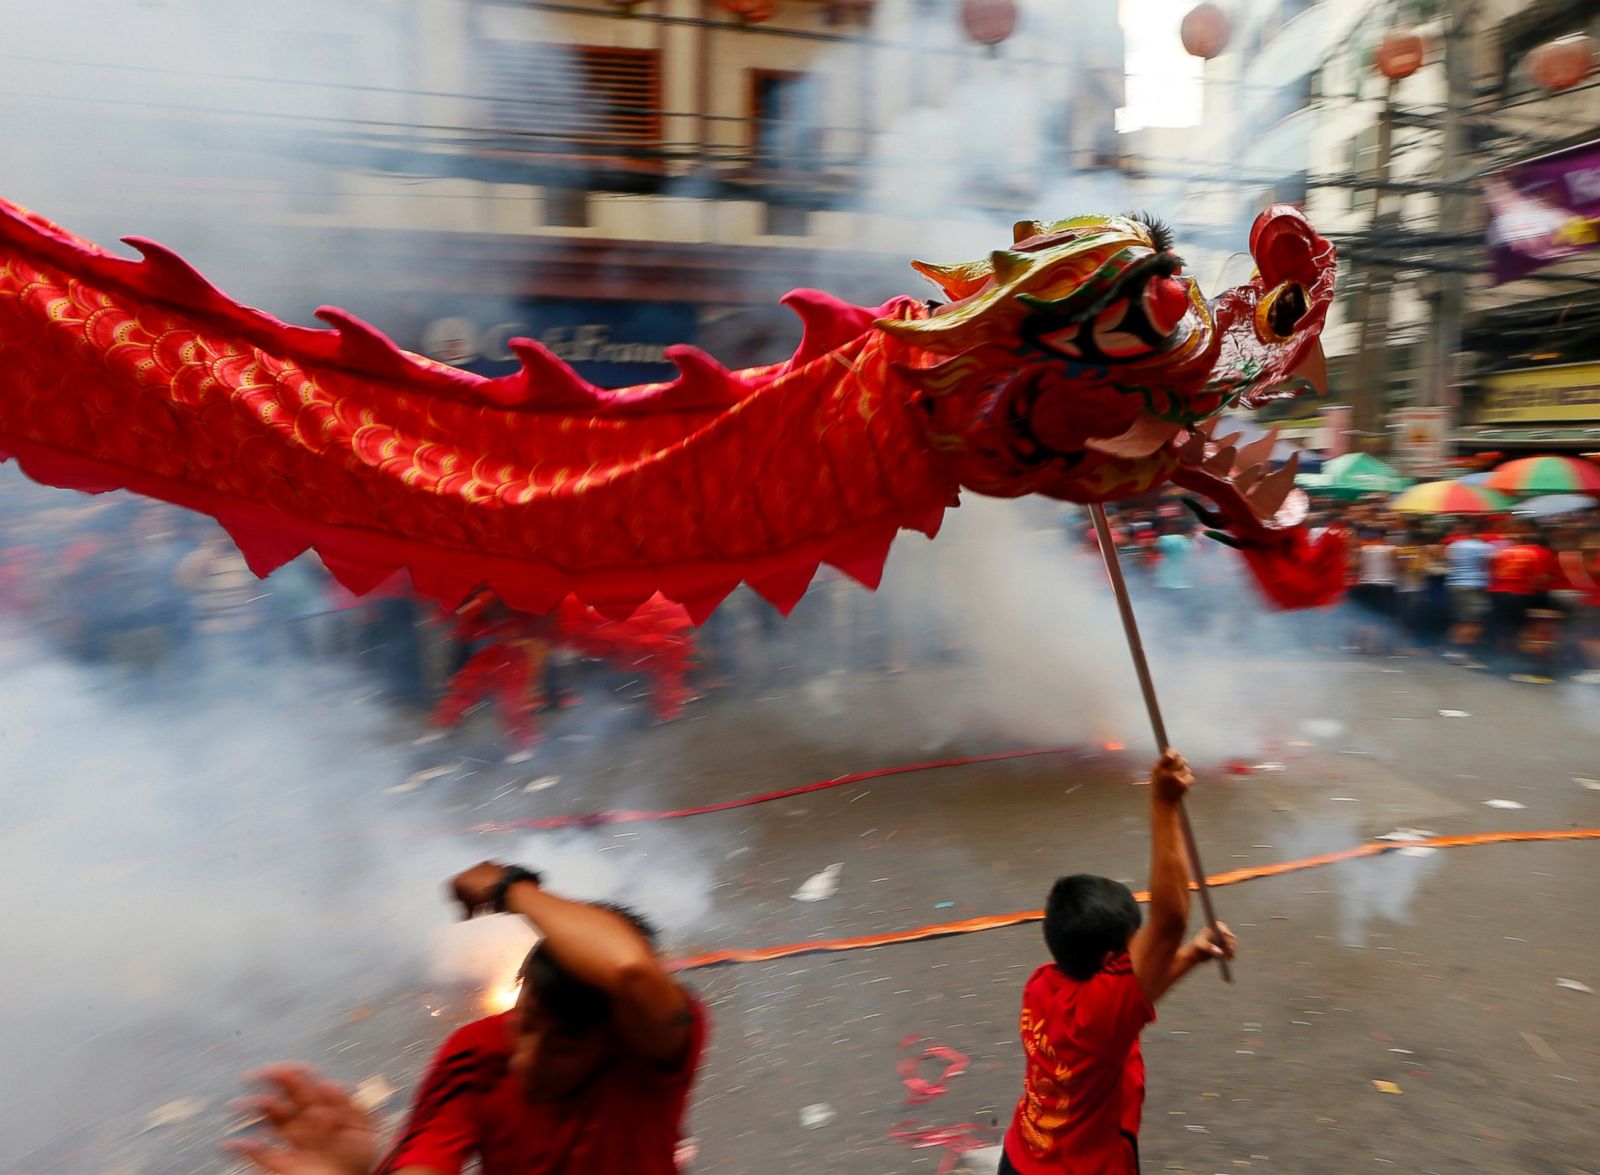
1348 80 1398 454
1423 3 1475 418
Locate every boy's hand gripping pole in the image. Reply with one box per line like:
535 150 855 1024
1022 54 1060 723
1089 504 1232 983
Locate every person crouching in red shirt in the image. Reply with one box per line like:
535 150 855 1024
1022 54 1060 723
229 863 705 1175
1000 751 1235 1175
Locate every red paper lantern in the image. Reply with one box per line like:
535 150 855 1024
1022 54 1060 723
1375 28 1425 80
1528 34 1596 93
720 0 774 19
1180 3 1231 60
960 0 1017 46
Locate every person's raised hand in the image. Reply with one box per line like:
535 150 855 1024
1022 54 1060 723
1150 749 1194 805
224 1064 379 1175
450 860 509 919
1191 921 1237 964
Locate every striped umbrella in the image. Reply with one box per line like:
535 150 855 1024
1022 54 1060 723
1391 480 1513 515
1485 455 1600 497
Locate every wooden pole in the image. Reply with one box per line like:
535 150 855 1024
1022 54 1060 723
1089 503 1232 983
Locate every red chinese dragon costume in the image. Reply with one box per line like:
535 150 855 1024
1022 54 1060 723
0 199 1344 622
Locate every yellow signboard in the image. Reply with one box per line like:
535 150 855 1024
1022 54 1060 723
1478 363 1600 423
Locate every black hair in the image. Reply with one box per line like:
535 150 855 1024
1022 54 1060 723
1128 210 1176 254
515 902 660 1034
1043 874 1142 981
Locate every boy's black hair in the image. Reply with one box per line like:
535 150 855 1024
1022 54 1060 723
1043 874 1142 981
516 903 660 1034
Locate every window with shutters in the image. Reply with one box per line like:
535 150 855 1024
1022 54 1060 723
482 42 662 167
749 71 819 173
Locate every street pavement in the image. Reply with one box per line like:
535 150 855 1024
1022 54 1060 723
6 645 1598 1174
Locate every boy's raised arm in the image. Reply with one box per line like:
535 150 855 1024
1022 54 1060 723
1129 750 1195 1001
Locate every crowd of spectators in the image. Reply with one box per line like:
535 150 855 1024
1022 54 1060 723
0 477 438 706
4 468 1598 749
1095 495 1600 683
0 475 924 735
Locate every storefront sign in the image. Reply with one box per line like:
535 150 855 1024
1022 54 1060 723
1485 137 1600 284
1390 406 1452 477
419 299 696 388
1478 362 1600 423
1269 405 1350 455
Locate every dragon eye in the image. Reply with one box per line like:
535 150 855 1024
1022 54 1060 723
1142 277 1189 337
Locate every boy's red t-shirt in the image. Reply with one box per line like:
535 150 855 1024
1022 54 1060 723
1004 955 1156 1175
377 1000 705 1175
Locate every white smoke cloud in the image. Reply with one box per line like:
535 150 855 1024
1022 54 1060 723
0 608 715 1166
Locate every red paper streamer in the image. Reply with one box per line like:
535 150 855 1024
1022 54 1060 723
898 1035 971 1104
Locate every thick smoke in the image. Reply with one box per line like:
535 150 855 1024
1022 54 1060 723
0 574 715 1165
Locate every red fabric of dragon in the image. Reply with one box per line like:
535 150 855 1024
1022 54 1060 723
0 200 1343 618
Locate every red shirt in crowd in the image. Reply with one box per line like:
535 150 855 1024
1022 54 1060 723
1004 953 1156 1175
378 1000 706 1175
1489 543 1558 595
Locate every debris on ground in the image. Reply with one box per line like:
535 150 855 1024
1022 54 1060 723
799 1103 836 1129
1556 978 1593 994
956 1145 1005 1174
1437 709 1470 719
888 1121 998 1173
1222 759 1289 776
523 775 561 792
1371 1080 1403 1095
1483 799 1526 810
389 764 457 793
793 863 843 902
142 1097 207 1132
899 1035 970 1104
1519 1032 1561 1062
352 1075 397 1113
1375 829 1439 857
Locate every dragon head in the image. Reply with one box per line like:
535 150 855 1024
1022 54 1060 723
880 205 1336 517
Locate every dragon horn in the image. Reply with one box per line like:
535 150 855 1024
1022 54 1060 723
1013 219 1046 244
989 250 1033 285
1235 464 1267 497
1248 452 1300 519
910 258 993 300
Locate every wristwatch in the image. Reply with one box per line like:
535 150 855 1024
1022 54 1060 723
491 865 543 912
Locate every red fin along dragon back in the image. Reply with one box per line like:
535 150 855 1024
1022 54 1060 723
0 200 1342 620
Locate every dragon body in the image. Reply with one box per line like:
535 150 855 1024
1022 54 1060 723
0 199 1343 619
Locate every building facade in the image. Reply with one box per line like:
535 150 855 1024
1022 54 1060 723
7 0 1126 381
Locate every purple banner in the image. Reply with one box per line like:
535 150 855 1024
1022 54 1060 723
1484 138 1600 284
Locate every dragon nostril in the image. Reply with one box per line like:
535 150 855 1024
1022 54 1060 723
1265 283 1308 336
